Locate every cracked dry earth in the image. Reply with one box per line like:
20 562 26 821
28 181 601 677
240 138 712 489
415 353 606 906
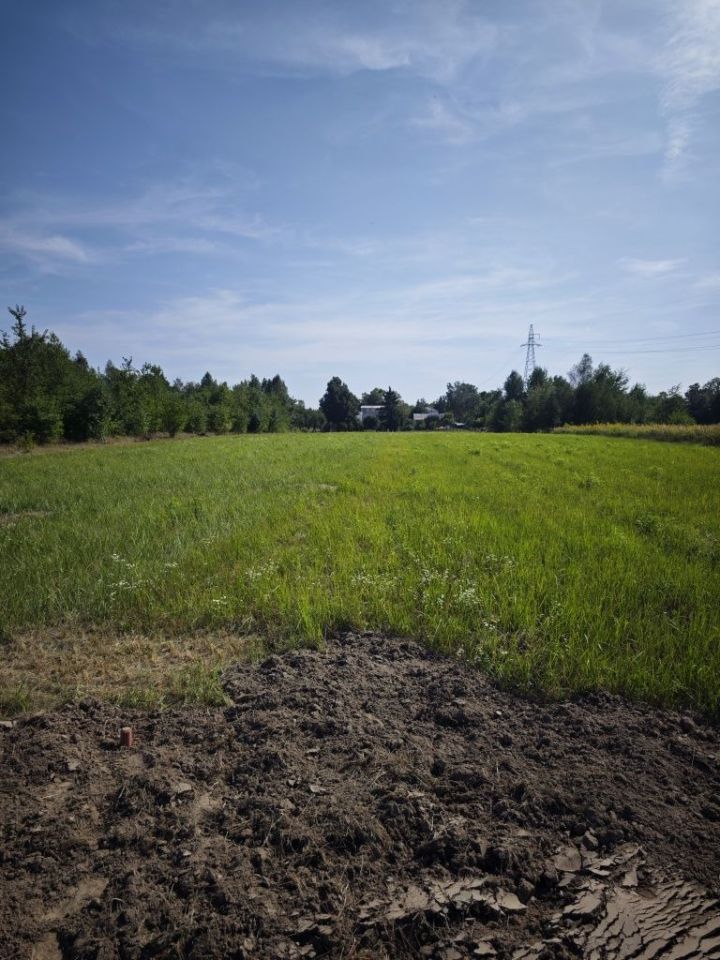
1 633 719 960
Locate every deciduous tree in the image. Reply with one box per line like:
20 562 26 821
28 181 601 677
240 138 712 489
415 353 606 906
319 377 359 430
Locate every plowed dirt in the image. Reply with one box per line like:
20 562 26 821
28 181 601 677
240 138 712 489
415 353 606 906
1 634 719 959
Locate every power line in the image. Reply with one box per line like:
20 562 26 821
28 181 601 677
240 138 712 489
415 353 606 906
587 343 720 356
474 327 717 394
476 348 524 390
555 328 720 346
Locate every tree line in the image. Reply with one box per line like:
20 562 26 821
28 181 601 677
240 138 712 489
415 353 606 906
1 306 718 444
0 306 322 444
319 363 720 431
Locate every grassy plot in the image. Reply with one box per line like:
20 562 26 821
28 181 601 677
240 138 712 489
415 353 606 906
0 432 719 714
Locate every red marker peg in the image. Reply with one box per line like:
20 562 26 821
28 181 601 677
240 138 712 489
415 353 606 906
120 726 133 748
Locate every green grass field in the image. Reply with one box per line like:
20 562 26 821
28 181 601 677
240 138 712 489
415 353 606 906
1 433 719 715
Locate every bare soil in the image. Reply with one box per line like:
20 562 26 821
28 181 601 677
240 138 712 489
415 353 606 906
1 633 719 959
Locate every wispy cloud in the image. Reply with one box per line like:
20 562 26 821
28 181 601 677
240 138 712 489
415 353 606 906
620 257 685 277
61 261 576 381
657 0 720 177
1 172 281 271
123 237 221 256
0 226 92 272
410 82 633 150
20 177 273 239
411 99 478 144
548 131 663 167
108 1 497 83
696 271 720 289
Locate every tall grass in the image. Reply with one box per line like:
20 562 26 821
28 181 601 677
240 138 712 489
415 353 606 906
1 433 718 714
554 423 720 444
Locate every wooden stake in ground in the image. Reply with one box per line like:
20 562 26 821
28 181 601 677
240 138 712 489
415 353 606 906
119 726 133 748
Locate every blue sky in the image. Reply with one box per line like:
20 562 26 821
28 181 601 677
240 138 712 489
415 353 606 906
1 0 719 405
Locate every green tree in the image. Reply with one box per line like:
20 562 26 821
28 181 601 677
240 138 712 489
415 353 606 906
319 377 359 430
686 379 720 424
361 387 386 405
0 306 104 443
64 383 110 441
105 359 149 436
160 389 187 437
569 359 629 424
444 381 480 421
262 375 291 405
625 383 650 424
527 367 548 390
138 364 171 433
206 404 231 434
185 401 207 434
489 398 523 432
291 403 325 431
503 371 525 402
522 368 561 431
267 406 284 433
379 387 404 431
653 386 693 424
569 353 594 386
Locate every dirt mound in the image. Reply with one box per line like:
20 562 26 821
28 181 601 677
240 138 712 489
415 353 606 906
1 633 719 959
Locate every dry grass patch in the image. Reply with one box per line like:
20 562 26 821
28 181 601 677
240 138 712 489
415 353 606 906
0 625 261 715
0 509 51 527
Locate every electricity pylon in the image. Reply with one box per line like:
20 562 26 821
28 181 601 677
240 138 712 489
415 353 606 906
522 325 542 386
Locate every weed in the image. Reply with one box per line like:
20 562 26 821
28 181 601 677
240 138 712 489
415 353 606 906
116 686 166 710
168 663 229 707
0 683 33 716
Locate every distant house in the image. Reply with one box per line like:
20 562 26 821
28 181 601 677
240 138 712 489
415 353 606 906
358 405 384 424
412 408 440 423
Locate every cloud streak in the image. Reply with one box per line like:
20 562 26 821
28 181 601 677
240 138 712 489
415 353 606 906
15 178 274 238
620 258 685 277
0 226 93 273
657 0 720 176
120 1 498 82
0 172 282 270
